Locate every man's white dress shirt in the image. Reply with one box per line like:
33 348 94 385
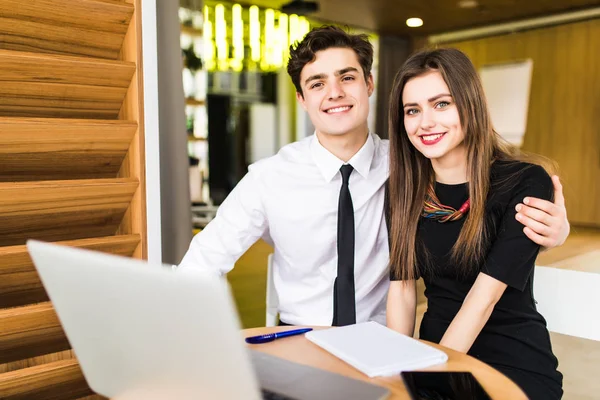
179 133 390 326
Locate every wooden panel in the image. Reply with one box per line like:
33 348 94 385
0 179 138 246
0 359 92 400
0 118 137 182
0 235 141 308
445 19 600 226
0 50 135 87
0 303 69 364
0 82 127 119
117 0 147 259
0 0 133 60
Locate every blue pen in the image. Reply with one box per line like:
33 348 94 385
245 328 313 344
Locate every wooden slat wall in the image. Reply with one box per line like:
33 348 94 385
0 0 147 398
438 19 600 226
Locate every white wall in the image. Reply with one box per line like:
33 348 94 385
141 0 161 264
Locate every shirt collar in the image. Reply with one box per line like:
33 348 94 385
310 132 375 182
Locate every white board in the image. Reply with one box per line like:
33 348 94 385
480 60 533 147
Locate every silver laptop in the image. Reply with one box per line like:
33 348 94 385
27 240 389 400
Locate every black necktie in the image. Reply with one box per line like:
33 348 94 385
332 164 356 326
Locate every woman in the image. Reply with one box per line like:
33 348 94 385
385 48 563 399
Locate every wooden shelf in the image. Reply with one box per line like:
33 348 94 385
188 134 207 142
185 98 206 107
0 49 135 87
0 117 137 181
0 50 135 119
181 25 204 37
0 178 139 247
0 0 134 60
0 235 141 308
0 302 69 364
0 358 92 400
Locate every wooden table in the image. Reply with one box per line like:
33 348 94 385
244 326 527 400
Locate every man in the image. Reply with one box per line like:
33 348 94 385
179 26 569 326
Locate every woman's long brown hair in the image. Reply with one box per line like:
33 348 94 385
388 48 521 280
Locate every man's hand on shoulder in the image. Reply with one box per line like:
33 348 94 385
515 175 570 249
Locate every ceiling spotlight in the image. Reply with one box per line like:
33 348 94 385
458 0 478 8
406 18 423 28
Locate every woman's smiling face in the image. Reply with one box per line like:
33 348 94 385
402 70 466 166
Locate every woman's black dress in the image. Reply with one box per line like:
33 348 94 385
391 161 563 399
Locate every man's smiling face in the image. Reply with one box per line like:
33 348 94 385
297 47 374 140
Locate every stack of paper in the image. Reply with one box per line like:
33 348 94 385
305 321 448 378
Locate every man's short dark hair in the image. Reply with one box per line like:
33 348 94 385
287 26 373 97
